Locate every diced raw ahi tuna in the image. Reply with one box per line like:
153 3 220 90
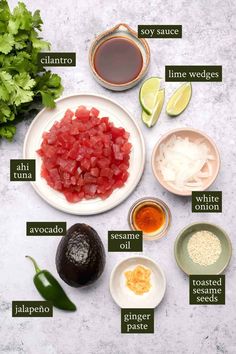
37 106 132 203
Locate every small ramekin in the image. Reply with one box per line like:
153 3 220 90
128 197 171 241
89 23 150 91
151 128 221 196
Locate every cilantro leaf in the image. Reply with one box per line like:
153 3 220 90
39 91 56 108
12 2 32 31
0 1 10 22
14 72 35 90
0 71 14 100
13 87 34 106
35 72 63 97
0 71 35 105
0 125 16 140
32 10 42 30
30 31 50 51
0 100 14 123
13 32 28 50
0 33 14 54
0 83 10 101
36 72 63 108
46 73 61 87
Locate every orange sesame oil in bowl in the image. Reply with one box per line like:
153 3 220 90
129 198 171 240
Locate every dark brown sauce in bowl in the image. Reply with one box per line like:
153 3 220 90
93 37 143 85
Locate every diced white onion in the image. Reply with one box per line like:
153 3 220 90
156 135 215 192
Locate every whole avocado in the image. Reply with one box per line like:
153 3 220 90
56 224 106 287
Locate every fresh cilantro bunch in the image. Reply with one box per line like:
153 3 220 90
0 0 63 140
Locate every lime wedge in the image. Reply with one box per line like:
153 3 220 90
142 89 165 127
139 77 162 115
166 82 192 117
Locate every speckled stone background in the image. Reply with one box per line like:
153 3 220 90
1 0 236 353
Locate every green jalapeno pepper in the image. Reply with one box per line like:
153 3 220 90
26 255 76 311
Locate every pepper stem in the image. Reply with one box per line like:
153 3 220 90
25 255 41 274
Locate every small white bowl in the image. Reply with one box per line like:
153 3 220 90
110 256 166 308
152 128 221 196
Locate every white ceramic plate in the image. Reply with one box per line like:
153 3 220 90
23 93 145 215
110 256 166 308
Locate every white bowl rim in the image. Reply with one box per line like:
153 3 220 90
109 255 166 308
151 127 221 196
